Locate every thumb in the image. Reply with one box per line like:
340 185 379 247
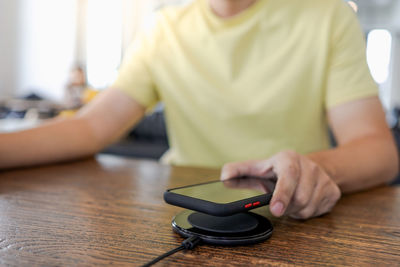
220 159 274 181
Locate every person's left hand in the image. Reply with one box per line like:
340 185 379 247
220 150 341 219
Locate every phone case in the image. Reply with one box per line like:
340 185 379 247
164 185 273 216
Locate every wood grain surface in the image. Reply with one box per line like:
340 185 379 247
0 155 399 266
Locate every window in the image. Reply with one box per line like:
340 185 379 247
366 29 392 85
86 0 123 89
12 0 190 100
18 0 77 100
366 29 393 108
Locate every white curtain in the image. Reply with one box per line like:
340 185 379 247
15 0 78 100
1 0 190 99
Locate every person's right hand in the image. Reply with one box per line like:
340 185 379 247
221 150 341 220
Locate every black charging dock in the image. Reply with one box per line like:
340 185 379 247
172 210 273 245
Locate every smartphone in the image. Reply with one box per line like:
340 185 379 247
164 177 275 216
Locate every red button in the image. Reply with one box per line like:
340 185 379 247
253 201 261 206
245 203 252 208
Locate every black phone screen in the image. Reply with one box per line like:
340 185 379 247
168 177 275 204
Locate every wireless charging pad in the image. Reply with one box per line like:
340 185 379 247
172 210 273 245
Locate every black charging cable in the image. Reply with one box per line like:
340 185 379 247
141 236 202 267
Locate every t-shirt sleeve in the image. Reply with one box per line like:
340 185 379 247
111 28 160 108
325 1 378 109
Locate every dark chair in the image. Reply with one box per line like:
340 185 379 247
391 126 400 185
101 107 169 160
389 107 400 185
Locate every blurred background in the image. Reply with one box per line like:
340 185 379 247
0 0 189 102
0 0 399 158
0 0 399 106
0 0 400 106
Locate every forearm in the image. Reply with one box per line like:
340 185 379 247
308 135 399 193
0 117 101 169
0 89 146 170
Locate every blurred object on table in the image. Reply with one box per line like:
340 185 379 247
0 93 64 120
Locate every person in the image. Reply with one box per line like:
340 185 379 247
63 65 99 110
64 65 88 108
0 0 398 220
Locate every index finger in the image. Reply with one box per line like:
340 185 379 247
269 152 301 217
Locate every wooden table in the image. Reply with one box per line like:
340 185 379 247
0 155 399 266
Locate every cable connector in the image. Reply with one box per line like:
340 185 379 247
141 236 202 267
182 235 202 249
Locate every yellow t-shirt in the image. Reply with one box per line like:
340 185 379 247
112 0 378 168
